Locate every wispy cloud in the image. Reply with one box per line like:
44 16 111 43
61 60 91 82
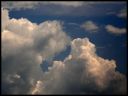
2 1 39 10
67 22 80 26
2 1 126 17
1 1 85 10
105 25 126 34
117 8 127 18
81 21 99 32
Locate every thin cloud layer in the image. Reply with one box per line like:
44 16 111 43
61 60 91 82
81 21 99 32
117 8 127 18
31 38 126 94
43 1 84 7
2 1 125 10
2 1 126 17
2 2 39 10
105 25 126 34
2 1 85 10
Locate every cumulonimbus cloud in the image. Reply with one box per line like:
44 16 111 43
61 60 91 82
105 25 126 34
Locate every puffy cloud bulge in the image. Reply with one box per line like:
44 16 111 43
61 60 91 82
2 9 70 59
2 8 127 94
2 8 70 94
34 38 126 94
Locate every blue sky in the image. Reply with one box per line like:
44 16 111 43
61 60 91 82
2 1 127 94
7 1 127 74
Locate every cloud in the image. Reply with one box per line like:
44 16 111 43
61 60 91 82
31 80 43 94
43 1 84 7
2 8 9 31
2 1 126 17
31 38 126 94
117 8 127 18
67 22 80 26
81 21 99 32
105 25 126 34
2 1 39 10
107 7 127 19
2 1 125 10
1 1 85 10
2 8 126 95
2 8 70 94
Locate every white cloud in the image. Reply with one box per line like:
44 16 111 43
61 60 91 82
31 38 126 94
31 80 44 94
2 8 70 94
2 8 70 60
117 8 127 18
81 21 99 32
105 25 126 34
33 21 71 59
2 8 9 31
2 8 126 94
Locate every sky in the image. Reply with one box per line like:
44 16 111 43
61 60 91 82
1 1 127 95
